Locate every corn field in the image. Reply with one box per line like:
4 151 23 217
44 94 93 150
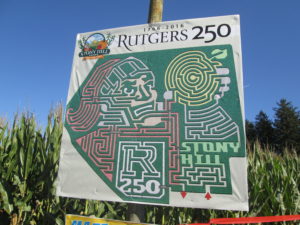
0 110 299 225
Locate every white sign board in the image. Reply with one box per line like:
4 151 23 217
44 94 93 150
57 15 248 211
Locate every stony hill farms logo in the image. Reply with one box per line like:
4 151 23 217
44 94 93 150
78 33 114 60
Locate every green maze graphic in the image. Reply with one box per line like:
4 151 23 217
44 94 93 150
165 51 222 106
65 45 246 204
116 141 165 200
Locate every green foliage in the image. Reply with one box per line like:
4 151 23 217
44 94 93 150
273 99 300 153
245 119 256 143
247 143 300 216
255 111 275 146
246 99 300 154
0 111 63 224
0 109 299 225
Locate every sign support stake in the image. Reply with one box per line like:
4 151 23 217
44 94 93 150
126 0 164 223
148 0 164 24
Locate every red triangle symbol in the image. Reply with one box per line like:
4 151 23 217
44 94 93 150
205 192 212 200
180 191 187 198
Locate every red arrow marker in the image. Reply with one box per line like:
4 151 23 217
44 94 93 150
180 191 187 198
205 192 212 200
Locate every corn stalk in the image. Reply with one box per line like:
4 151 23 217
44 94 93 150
0 109 299 224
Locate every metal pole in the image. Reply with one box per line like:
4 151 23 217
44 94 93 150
126 0 164 223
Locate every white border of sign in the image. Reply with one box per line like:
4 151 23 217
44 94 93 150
57 15 248 211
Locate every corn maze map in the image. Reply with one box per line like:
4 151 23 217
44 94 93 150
57 15 248 210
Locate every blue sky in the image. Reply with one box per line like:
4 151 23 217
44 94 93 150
1 0 299 126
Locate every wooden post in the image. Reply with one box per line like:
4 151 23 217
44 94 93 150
148 0 164 23
126 0 164 223
126 203 145 223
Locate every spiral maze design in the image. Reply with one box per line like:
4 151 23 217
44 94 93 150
165 51 221 106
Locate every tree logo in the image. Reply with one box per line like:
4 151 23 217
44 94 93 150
78 33 115 60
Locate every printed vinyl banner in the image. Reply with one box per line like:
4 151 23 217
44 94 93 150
57 15 248 211
65 215 150 225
